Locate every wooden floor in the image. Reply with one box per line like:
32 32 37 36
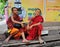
0 34 60 47
0 22 60 47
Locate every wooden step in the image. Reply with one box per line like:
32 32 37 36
42 34 60 41
48 30 60 35
43 26 60 30
1 34 60 47
43 22 60 27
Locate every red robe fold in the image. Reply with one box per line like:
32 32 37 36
7 15 20 29
7 15 23 40
27 15 44 40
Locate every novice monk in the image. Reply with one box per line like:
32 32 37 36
4 7 28 43
27 8 46 44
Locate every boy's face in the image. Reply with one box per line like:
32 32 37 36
12 8 18 15
35 10 40 16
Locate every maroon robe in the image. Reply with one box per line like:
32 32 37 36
27 15 44 40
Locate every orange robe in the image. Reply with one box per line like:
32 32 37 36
7 15 23 40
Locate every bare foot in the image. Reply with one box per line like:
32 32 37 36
22 39 29 43
3 39 9 43
39 40 46 45
39 40 44 44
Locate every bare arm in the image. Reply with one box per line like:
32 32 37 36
11 16 24 27
26 20 31 30
31 22 42 27
11 16 22 24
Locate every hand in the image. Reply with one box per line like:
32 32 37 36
21 24 24 27
19 23 24 27
27 25 30 30
29 25 33 29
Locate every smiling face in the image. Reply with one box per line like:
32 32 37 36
12 7 18 15
34 9 41 16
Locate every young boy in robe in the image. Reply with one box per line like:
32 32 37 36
27 8 45 44
4 7 28 43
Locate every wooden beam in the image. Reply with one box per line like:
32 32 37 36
43 26 60 30
43 22 60 27
1 34 60 47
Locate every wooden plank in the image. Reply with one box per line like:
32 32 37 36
2 40 60 47
48 30 60 35
43 22 60 27
43 22 60 30
0 41 2 45
1 34 60 47
43 26 60 30
20 41 60 47
42 34 60 41
46 41 60 47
